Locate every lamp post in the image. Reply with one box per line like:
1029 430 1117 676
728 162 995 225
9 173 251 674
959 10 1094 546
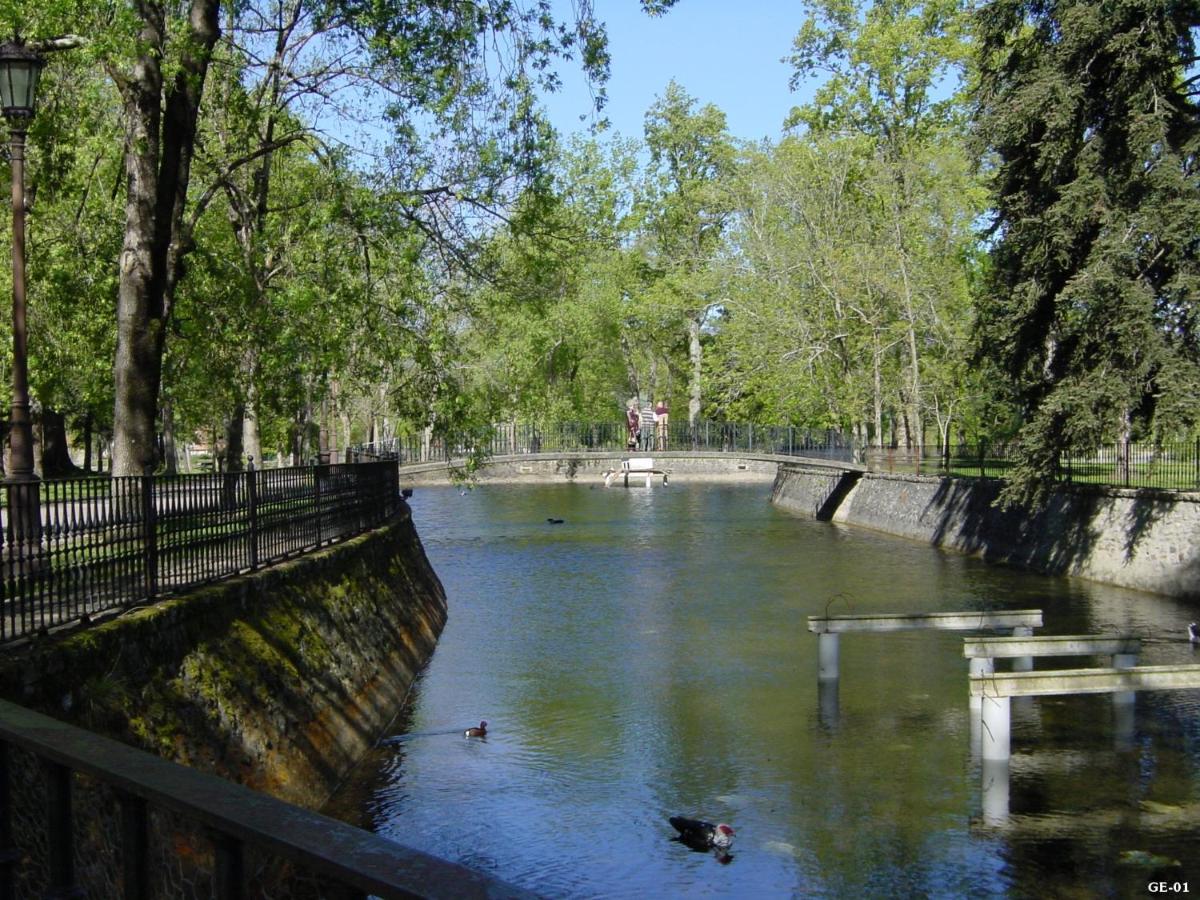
0 41 45 564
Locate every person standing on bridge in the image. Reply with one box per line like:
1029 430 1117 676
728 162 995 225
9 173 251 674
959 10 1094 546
639 400 656 451
626 402 640 451
654 399 669 450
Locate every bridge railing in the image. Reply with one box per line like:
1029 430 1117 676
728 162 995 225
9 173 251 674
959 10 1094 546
0 461 401 645
870 438 1200 492
353 421 857 465
0 697 534 899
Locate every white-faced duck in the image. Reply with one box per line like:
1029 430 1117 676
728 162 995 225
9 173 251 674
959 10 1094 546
669 816 735 852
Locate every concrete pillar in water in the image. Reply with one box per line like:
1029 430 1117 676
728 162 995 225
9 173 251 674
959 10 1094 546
818 633 840 682
982 758 1011 825
818 679 840 731
1011 625 1034 672
1112 652 1137 748
980 695 1011 761
968 657 994 712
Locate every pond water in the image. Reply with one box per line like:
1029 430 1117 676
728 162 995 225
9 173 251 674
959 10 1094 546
324 482 1200 898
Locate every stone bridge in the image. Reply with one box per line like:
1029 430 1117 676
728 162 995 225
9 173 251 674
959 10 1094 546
396 450 865 486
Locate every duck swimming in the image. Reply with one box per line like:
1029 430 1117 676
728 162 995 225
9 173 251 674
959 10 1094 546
1188 622 1199 645
669 816 735 852
464 720 488 738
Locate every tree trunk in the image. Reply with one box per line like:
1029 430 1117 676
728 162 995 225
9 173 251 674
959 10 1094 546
81 412 94 474
38 408 77 478
224 402 246 472
687 316 702 428
162 399 178 474
244 393 262 468
872 333 884 448
111 0 220 476
1116 407 1132 486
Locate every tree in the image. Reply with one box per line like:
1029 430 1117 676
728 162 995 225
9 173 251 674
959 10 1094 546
0 1 684 475
783 0 977 452
974 0 1200 502
642 81 736 429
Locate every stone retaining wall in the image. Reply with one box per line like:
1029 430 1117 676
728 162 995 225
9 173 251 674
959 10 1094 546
0 506 446 810
773 466 1200 598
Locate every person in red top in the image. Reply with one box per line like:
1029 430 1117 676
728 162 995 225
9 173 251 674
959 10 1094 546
654 400 669 450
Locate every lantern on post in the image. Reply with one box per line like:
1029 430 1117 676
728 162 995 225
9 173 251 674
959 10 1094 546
0 42 44 120
0 40 45 568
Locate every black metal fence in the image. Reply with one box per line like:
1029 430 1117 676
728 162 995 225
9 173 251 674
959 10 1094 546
355 420 1200 493
0 461 401 644
873 439 1200 492
354 421 857 465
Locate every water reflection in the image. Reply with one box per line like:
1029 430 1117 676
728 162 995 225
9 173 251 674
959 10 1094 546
324 483 1200 897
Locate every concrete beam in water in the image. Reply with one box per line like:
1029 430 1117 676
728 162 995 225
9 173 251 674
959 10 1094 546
963 634 1141 661
808 609 1043 683
973 664 1200 762
807 609 1043 634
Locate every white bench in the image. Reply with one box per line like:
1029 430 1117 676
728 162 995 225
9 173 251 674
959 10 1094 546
604 457 669 487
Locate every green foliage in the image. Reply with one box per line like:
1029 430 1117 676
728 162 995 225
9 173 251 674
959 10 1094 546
973 0 1200 503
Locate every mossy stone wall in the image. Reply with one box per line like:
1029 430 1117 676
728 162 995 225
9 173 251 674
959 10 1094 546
0 508 447 810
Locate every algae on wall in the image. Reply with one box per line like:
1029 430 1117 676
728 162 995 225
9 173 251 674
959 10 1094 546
0 509 448 810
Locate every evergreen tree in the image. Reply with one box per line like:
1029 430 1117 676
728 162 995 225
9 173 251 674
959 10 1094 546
974 0 1200 502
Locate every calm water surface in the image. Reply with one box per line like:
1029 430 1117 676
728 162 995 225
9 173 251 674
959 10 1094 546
325 483 1200 898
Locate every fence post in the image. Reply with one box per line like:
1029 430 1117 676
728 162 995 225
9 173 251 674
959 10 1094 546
313 463 323 546
141 467 158 601
0 742 13 899
45 760 78 897
247 459 259 570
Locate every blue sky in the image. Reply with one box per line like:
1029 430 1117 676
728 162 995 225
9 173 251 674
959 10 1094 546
542 1 808 143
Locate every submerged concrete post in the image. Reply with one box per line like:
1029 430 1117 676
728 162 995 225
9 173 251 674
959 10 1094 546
968 657 994 711
980 695 1011 761
1011 625 1034 671
1112 652 1137 705
1112 652 1137 746
818 679 839 730
818 633 840 682
981 758 1010 825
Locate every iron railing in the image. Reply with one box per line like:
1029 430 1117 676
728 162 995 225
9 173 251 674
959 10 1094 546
354 421 856 465
0 461 401 644
873 439 1200 492
0 698 535 899
356 422 1200 493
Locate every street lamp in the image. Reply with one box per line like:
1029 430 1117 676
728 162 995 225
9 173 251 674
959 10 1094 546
0 40 44 563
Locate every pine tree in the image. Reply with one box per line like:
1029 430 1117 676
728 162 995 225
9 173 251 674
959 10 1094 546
974 0 1200 503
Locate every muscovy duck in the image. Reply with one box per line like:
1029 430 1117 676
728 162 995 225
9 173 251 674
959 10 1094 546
464 720 488 738
669 816 735 852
